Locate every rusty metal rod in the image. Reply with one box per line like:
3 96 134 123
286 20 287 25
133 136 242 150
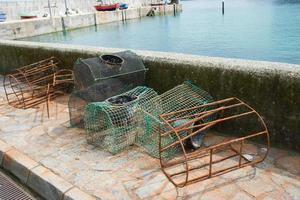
166 102 244 123
160 97 236 118
162 110 256 137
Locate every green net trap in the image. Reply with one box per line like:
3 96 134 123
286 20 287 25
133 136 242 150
84 86 158 154
136 81 215 159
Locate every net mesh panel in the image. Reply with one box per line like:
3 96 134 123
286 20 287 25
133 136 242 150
84 86 158 154
69 50 146 127
73 50 146 90
136 81 215 159
68 80 133 127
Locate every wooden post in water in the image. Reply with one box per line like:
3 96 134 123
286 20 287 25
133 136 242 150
94 13 97 26
222 0 225 15
173 4 176 16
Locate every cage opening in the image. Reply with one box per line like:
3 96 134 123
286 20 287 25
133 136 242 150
100 54 124 66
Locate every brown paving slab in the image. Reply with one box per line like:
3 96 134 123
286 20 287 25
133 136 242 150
63 187 96 200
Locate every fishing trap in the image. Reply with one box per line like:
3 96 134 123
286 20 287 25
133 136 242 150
84 86 158 154
159 97 270 187
69 50 147 127
3 57 74 117
136 81 215 159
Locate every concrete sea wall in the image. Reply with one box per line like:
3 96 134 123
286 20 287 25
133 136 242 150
0 5 181 40
0 40 299 151
0 0 157 21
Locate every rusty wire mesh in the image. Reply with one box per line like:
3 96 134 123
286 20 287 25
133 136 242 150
159 97 270 187
3 57 73 117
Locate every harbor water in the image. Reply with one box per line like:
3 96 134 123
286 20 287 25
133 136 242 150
20 0 300 64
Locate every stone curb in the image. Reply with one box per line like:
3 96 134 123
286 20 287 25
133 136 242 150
0 139 96 200
0 139 13 165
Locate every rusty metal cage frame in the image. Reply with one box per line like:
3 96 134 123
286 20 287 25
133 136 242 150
159 97 270 187
3 57 74 117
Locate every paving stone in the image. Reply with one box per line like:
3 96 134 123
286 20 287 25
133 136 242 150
0 115 10 123
275 156 300 175
6 108 37 117
270 172 300 187
232 192 253 200
200 182 240 200
27 165 73 200
0 139 13 166
260 190 291 200
63 187 96 200
135 174 169 199
237 177 274 198
285 184 300 200
3 149 39 183
1 123 33 132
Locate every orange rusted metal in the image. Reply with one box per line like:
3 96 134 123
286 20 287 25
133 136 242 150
3 57 74 117
159 97 270 187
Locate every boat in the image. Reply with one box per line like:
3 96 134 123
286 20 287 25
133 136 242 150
20 15 38 20
119 3 129 10
19 12 37 20
94 3 120 11
0 10 6 22
150 3 166 6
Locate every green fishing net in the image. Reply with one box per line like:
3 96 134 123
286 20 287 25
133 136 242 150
84 86 158 154
136 81 214 158
84 81 214 158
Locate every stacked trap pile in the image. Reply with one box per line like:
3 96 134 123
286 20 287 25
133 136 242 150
83 81 214 158
84 86 158 154
68 51 147 127
83 81 270 188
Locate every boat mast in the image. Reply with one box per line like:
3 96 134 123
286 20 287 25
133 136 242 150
64 0 68 15
47 0 53 20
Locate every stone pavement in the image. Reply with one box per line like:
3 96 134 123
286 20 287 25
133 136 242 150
0 78 299 200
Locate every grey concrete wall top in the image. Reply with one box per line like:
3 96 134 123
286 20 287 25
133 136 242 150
1 39 299 74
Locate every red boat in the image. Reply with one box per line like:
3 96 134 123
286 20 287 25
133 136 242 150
94 3 120 11
20 16 37 20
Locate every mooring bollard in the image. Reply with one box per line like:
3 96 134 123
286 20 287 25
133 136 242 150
222 0 225 15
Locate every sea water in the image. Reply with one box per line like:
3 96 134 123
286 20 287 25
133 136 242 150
20 0 300 64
